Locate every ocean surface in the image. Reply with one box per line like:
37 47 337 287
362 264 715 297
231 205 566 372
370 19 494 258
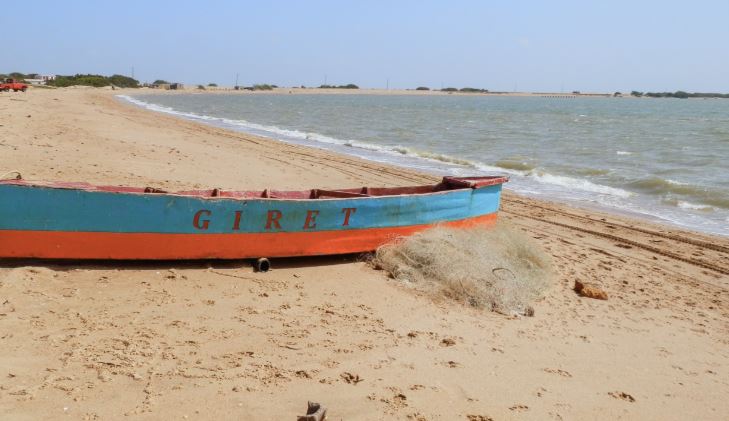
120 93 729 236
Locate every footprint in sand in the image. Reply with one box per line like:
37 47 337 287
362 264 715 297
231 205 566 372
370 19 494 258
340 372 363 384
608 391 636 402
440 337 456 347
543 368 572 377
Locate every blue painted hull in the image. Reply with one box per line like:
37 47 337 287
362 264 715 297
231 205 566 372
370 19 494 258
0 176 506 259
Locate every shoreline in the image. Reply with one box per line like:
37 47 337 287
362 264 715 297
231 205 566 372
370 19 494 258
1 87 728 420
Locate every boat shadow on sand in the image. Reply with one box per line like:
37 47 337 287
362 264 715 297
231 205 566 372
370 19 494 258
0 254 367 273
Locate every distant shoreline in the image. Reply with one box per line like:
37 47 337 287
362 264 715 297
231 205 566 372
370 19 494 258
116 86 729 99
125 86 616 97
22 83 729 99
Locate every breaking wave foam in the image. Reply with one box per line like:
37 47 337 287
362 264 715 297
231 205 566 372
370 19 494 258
529 172 633 198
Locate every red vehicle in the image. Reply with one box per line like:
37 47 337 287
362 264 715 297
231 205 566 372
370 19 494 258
0 78 28 92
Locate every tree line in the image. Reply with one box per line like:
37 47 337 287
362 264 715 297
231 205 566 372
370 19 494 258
48 74 140 88
631 91 729 99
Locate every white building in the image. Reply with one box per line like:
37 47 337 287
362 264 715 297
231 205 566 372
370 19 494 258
25 75 57 85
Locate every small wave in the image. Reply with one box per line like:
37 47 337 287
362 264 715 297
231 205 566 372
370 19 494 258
530 172 633 198
473 162 527 176
570 167 611 177
629 177 704 196
629 177 729 210
616 151 632 155
678 201 714 211
494 160 535 171
118 95 231 124
413 150 475 167
663 198 714 212
378 145 478 167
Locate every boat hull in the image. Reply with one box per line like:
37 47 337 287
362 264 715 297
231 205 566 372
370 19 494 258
0 178 505 259
0 213 496 259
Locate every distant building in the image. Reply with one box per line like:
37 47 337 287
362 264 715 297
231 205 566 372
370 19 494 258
23 75 56 85
154 82 183 90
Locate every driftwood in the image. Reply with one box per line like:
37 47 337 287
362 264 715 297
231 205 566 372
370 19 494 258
296 401 327 421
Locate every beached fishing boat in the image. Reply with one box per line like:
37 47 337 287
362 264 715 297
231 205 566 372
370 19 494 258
0 175 507 260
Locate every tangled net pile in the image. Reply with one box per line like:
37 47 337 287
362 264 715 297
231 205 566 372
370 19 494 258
373 224 552 315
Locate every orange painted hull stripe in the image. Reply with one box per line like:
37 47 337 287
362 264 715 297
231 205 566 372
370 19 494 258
0 213 497 259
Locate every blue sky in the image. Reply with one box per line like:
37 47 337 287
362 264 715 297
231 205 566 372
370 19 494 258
3 0 728 92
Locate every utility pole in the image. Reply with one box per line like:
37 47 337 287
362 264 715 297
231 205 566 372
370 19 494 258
235 73 239 87
324 74 327 86
386 78 389 90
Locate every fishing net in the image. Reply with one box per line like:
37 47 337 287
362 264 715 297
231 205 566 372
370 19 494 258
373 223 552 315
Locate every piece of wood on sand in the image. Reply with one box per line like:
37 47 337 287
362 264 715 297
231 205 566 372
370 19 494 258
296 401 327 421
574 279 608 300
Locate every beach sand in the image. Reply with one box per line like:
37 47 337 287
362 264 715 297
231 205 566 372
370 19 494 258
1 88 728 420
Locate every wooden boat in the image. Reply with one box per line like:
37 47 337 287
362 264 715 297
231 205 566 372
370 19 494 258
0 175 507 260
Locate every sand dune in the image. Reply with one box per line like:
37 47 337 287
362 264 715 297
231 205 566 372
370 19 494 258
1 88 728 420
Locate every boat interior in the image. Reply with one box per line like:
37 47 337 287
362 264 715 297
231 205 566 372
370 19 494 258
2 176 508 200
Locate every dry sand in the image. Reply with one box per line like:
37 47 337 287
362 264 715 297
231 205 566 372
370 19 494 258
1 87 728 420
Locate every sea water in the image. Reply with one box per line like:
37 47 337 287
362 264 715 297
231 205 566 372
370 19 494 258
119 93 729 236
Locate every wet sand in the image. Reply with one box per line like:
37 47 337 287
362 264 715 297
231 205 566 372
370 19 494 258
1 87 728 420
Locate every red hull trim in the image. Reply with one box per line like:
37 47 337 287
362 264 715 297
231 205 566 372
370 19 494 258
0 213 497 260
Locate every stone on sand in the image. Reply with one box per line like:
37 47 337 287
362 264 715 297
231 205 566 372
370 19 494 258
574 280 608 300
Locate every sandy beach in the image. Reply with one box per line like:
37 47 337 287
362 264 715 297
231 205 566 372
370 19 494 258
1 87 728 420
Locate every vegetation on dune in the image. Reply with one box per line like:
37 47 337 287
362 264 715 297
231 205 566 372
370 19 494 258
415 86 430 91
439 86 491 93
153 79 170 85
108 74 139 88
459 87 489 93
47 74 139 88
645 91 691 99
252 84 275 90
0 72 37 81
632 90 729 99
318 84 359 89
207 83 218 87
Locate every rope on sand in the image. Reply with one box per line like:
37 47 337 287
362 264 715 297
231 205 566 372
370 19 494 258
0 170 22 180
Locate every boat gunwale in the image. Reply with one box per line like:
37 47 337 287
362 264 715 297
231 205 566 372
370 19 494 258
0 176 509 202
